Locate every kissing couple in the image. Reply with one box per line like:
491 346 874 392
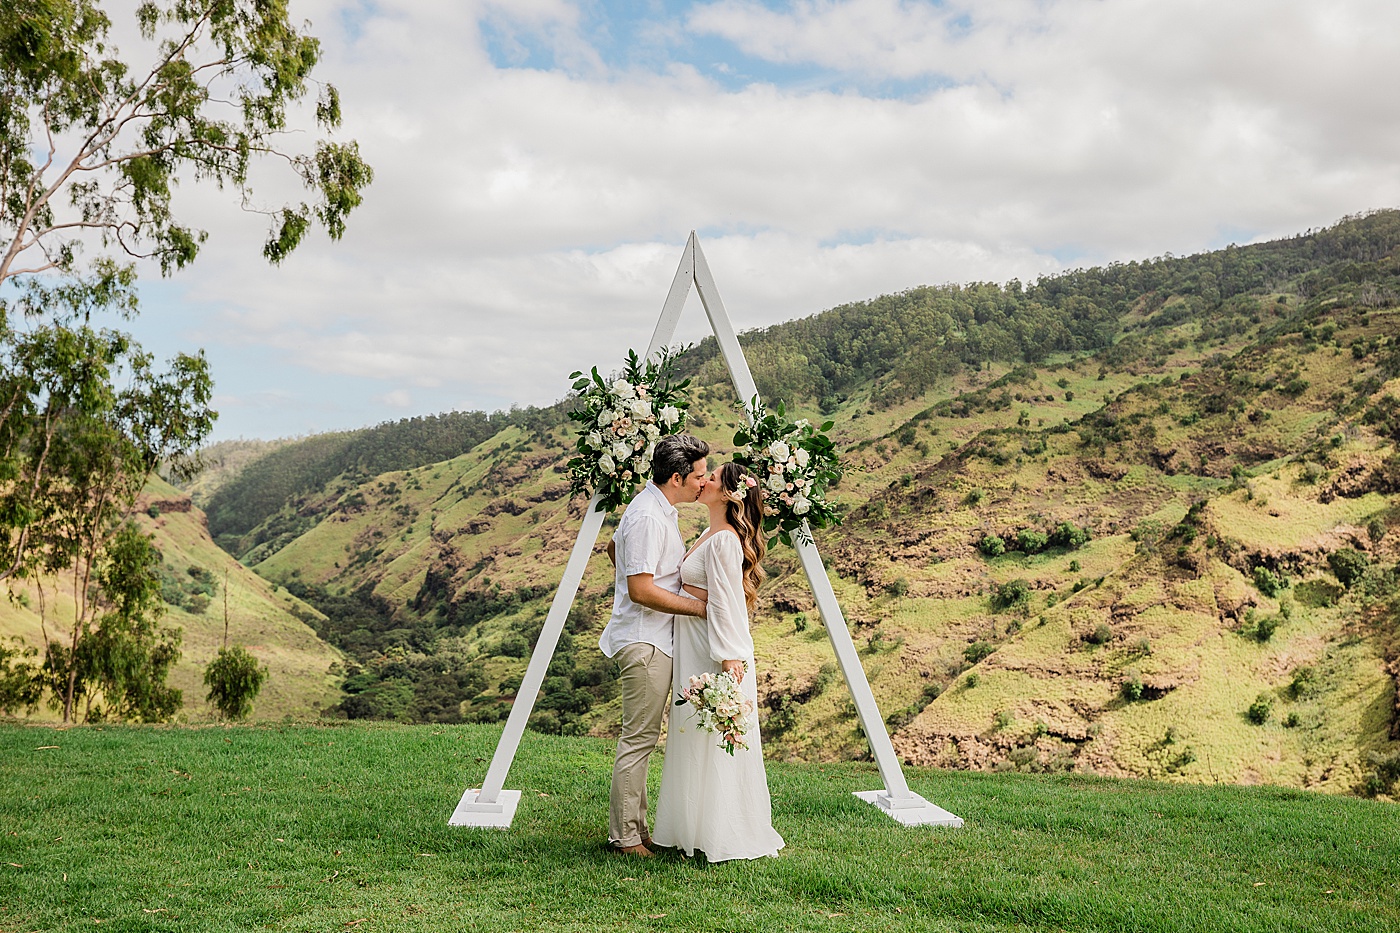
599 433 785 862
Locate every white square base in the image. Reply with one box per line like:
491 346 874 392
853 790 963 827
448 789 521 828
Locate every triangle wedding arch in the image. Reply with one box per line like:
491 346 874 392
450 233 963 830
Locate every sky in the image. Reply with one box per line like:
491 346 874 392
113 0 1400 440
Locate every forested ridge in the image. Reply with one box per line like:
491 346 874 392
176 211 1400 797
205 211 1400 551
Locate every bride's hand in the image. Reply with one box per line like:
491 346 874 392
722 659 744 684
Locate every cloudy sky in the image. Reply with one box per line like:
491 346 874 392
125 0 1400 440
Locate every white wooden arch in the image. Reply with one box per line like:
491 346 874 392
450 233 962 829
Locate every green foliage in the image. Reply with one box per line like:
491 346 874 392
203 646 268 720
964 640 995 664
0 0 371 290
1048 521 1092 550
1247 694 1273 725
1362 750 1400 797
1085 623 1113 646
792 611 808 633
990 578 1032 613
1288 666 1318 700
1252 565 1288 597
1120 670 1144 702
0 639 42 714
1328 548 1370 588
732 398 842 548
978 534 1006 557
1015 529 1049 554
964 672 980 689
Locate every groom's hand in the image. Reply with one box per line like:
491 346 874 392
722 659 744 683
626 573 707 618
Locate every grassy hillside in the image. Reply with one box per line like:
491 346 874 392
2 722 1397 932
198 212 1400 795
0 477 343 722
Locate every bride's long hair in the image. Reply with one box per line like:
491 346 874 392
717 461 767 611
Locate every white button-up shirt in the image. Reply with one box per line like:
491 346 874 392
598 482 684 658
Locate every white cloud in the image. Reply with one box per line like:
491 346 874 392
118 0 1400 438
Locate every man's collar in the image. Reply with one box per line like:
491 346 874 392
645 481 679 517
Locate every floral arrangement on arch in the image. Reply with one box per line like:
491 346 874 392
732 398 842 547
566 348 691 512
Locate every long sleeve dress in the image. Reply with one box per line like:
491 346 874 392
652 529 784 862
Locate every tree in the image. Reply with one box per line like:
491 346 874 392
0 1 370 721
1 0 372 292
204 645 266 720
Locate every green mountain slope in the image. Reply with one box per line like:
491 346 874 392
0 477 343 721
210 211 1400 795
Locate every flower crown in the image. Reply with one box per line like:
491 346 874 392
729 473 758 501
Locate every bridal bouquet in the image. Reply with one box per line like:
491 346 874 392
675 670 755 756
732 398 842 547
567 347 691 512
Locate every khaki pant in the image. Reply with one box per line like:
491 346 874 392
609 642 673 847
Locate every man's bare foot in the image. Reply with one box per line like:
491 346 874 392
616 842 654 857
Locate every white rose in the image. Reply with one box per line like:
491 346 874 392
767 475 786 493
599 454 616 474
659 404 680 427
794 448 810 467
630 398 650 417
793 495 811 515
612 380 636 399
644 423 661 439
586 431 602 449
644 442 656 463
612 441 631 462
768 441 790 461
597 408 615 426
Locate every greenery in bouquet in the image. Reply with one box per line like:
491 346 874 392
567 348 692 512
733 398 842 547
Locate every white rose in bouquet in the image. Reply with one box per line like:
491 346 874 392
612 379 636 399
644 423 660 439
586 431 603 449
767 475 786 493
597 408 615 426
660 404 680 427
795 448 810 467
612 441 631 462
793 494 811 515
599 453 616 474
768 440 790 461
630 398 650 417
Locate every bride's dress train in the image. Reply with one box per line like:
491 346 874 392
652 529 784 862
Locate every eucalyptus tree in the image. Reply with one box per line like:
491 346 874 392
0 0 373 720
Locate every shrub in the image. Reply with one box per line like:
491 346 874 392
964 673 980 689
963 487 987 506
964 641 995 664
1120 670 1144 702
993 710 1012 730
1288 666 1317 699
1048 521 1091 550
1327 548 1370 588
1016 529 1049 554
1085 622 1113 645
978 534 1006 557
793 612 808 633
1252 566 1288 598
1068 559 1080 572
1283 712 1301 728
203 646 269 721
1246 694 1272 725
1362 750 1400 797
146 503 161 518
991 578 1033 613
886 577 909 598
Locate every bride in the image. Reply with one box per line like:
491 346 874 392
652 462 785 862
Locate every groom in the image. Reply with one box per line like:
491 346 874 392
599 433 710 857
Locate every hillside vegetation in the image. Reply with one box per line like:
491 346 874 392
0 477 343 722
185 213 1400 795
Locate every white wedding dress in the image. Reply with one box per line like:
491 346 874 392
652 529 784 862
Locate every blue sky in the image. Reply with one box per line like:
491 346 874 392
73 0 1400 440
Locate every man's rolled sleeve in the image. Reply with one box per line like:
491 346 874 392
620 515 670 579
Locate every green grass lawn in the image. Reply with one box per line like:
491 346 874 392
1 722 1397 932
